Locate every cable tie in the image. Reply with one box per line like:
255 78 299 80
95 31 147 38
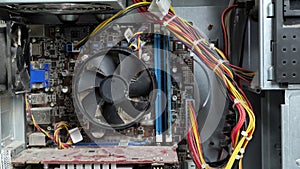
213 59 229 72
236 154 244 160
209 43 216 50
191 38 205 51
240 148 245 154
241 131 248 137
201 164 208 169
246 135 252 141
232 99 246 109
163 15 177 27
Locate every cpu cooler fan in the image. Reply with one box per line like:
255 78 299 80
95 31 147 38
72 15 228 163
73 48 155 129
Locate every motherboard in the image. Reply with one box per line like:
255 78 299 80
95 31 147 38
25 21 201 148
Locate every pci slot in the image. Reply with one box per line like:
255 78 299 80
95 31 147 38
154 33 162 142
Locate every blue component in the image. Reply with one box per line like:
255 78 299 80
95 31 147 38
30 64 50 89
66 44 73 53
157 34 162 135
66 43 82 53
154 33 162 136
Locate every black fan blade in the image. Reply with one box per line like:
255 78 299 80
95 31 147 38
100 55 117 76
117 55 145 84
118 98 148 118
115 53 126 75
102 103 125 125
78 70 98 93
129 70 152 97
81 91 98 118
95 72 105 86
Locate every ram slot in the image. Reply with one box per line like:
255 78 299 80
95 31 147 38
162 35 167 142
154 33 163 142
166 35 172 142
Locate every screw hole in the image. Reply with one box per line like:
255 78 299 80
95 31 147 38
293 35 297 39
283 35 287 39
292 60 297 65
282 48 287 52
293 48 297 52
283 73 287 77
293 73 297 77
282 60 287 65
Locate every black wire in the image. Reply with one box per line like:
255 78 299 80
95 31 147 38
238 14 249 67
207 154 230 168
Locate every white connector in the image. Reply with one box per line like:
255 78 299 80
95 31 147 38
148 0 171 20
69 127 83 144
156 134 163 142
124 28 133 42
165 134 172 143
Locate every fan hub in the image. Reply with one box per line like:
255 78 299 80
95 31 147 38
99 75 128 103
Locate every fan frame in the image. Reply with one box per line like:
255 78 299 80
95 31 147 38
72 47 156 130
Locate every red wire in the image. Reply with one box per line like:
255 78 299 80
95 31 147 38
230 95 246 146
229 63 254 73
187 127 202 168
189 102 204 152
133 0 254 156
236 74 251 84
221 4 238 57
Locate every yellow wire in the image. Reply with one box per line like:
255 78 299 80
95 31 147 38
27 97 73 149
189 106 207 166
75 2 151 47
141 0 176 14
239 158 243 169
165 13 256 169
76 0 176 47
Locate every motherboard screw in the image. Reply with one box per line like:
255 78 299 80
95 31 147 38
142 53 151 62
81 54 89 61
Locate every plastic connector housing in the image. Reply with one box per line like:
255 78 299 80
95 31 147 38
30 63 50 89
69 127 83 144
148 0 171 20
